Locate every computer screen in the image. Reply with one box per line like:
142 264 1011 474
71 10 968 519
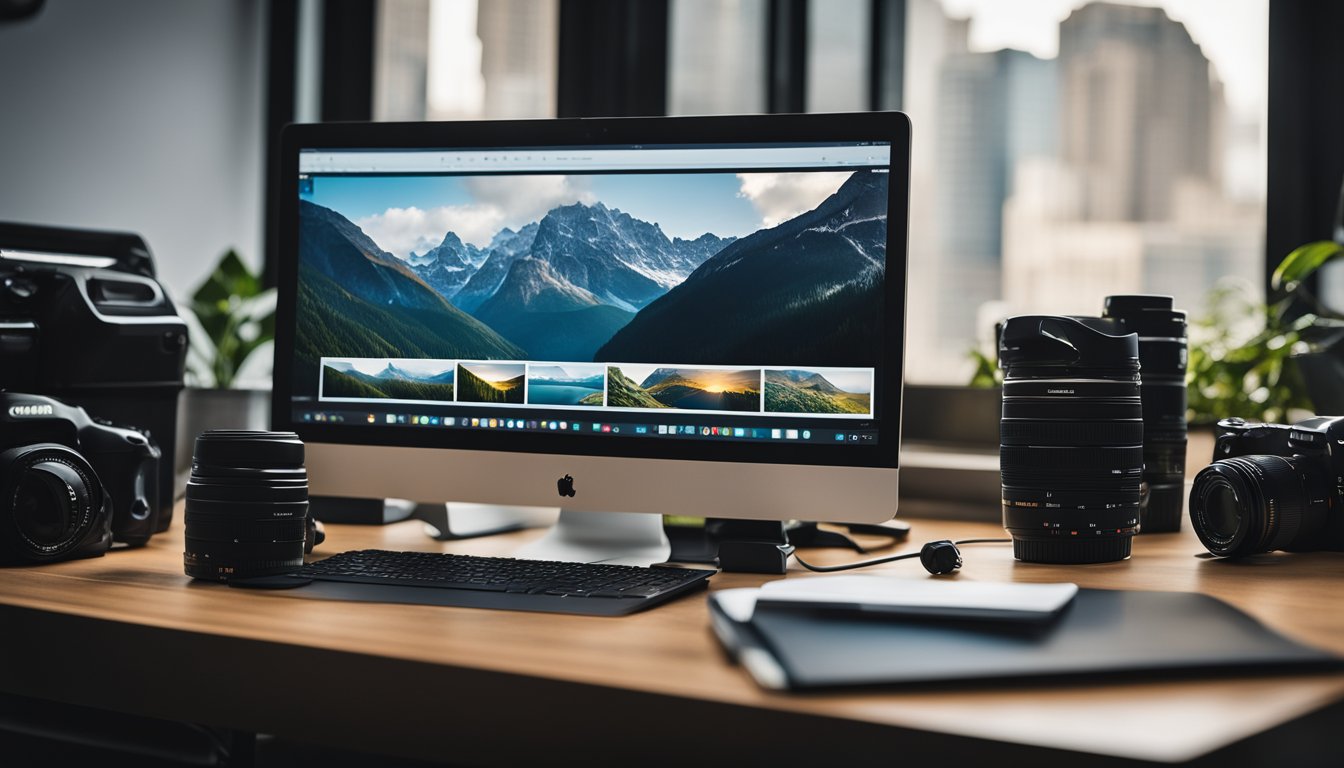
274 114 908 528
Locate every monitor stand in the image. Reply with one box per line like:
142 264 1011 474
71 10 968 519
312 496 669 566
418 502 559 540
309 496 558 540
514 510 671 567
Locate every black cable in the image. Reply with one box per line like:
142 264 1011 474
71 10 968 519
791 538 1012 573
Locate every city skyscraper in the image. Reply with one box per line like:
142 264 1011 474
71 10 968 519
902 0 961 381
476 0 557 119
1003 3 1255 320
668 0 767 116
1058 2 1221 222
933 41 1056 358
374 0 431 122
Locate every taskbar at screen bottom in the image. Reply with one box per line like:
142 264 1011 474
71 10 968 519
295 407 879 445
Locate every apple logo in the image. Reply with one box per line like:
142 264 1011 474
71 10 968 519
556 474 576 498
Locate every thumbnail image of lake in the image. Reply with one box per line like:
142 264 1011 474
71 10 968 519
527 363 605 407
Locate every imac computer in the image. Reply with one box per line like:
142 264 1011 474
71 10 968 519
272 112 910 565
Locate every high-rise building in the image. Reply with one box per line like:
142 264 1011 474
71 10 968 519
477 0 558 119
1058 2 1221 222
374 0 431 121
668 0 767 116
1004 4 1255 319
933 44 1056 359
902 0 959 381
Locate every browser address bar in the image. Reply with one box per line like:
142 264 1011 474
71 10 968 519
298 145 891 174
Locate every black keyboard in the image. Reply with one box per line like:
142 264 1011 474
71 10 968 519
298 549 715 616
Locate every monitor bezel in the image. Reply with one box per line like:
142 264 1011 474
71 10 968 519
273 112 911 471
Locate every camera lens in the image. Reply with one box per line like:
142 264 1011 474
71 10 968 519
1103 295 1188 533
184 430 309 581
15 466 80 543
1189 455 1328 557
1200 483 1242 540
999 316 1142 564
0 445 104 561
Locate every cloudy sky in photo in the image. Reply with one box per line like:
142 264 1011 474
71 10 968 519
329 358 454 378
769 367 873 394
304 170 852 260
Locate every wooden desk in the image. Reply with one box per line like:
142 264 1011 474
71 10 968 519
3 496 1343 766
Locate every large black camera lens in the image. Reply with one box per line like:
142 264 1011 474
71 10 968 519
999 316 1142 563
1188 455 1329 557
184 430 309 581
1104 295 1188 532
0 444 106 561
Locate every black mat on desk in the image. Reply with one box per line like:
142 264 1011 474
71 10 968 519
709 588 1343 691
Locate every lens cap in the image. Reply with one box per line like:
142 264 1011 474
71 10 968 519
998 316 1139 372
1103 294 1187 335
193 430 304 469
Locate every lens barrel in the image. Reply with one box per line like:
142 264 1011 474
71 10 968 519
999 316 1142 563
184 430 309 581
1188 455 1329 557
0 444 105 561
1104 295 1188 532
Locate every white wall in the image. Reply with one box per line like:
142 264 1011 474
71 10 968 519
0 0 266 299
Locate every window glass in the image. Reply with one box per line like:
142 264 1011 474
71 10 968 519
374 0 558 122
903 0 1268 382
806 0 871 112
669 0 768 115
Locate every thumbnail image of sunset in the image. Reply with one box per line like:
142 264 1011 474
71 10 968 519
457 362 526 404
607 366 761 412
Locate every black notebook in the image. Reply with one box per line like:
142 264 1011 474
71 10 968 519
708 586 1341 691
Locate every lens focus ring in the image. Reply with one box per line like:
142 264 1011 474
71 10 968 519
1189 455 1314 557
1000 419 1143 447
1000 445 1142 472
1226 456 1303 553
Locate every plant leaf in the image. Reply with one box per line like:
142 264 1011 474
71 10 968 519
184 249 274 389
1272 241 1344 291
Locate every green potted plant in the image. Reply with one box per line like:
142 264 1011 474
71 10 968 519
175 250 276 473
1188 179 1344 423
1274 239 1344 415
1184 276 1313 425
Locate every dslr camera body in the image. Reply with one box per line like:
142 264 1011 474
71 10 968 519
0 394 161 563
1 222 186 535
1189 416 1344 557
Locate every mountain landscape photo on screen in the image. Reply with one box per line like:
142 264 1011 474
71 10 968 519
322 358 456 402
607 366 761 412
457 362 526 404
294 166 887 404
764 368 872 415
528 363 606 407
